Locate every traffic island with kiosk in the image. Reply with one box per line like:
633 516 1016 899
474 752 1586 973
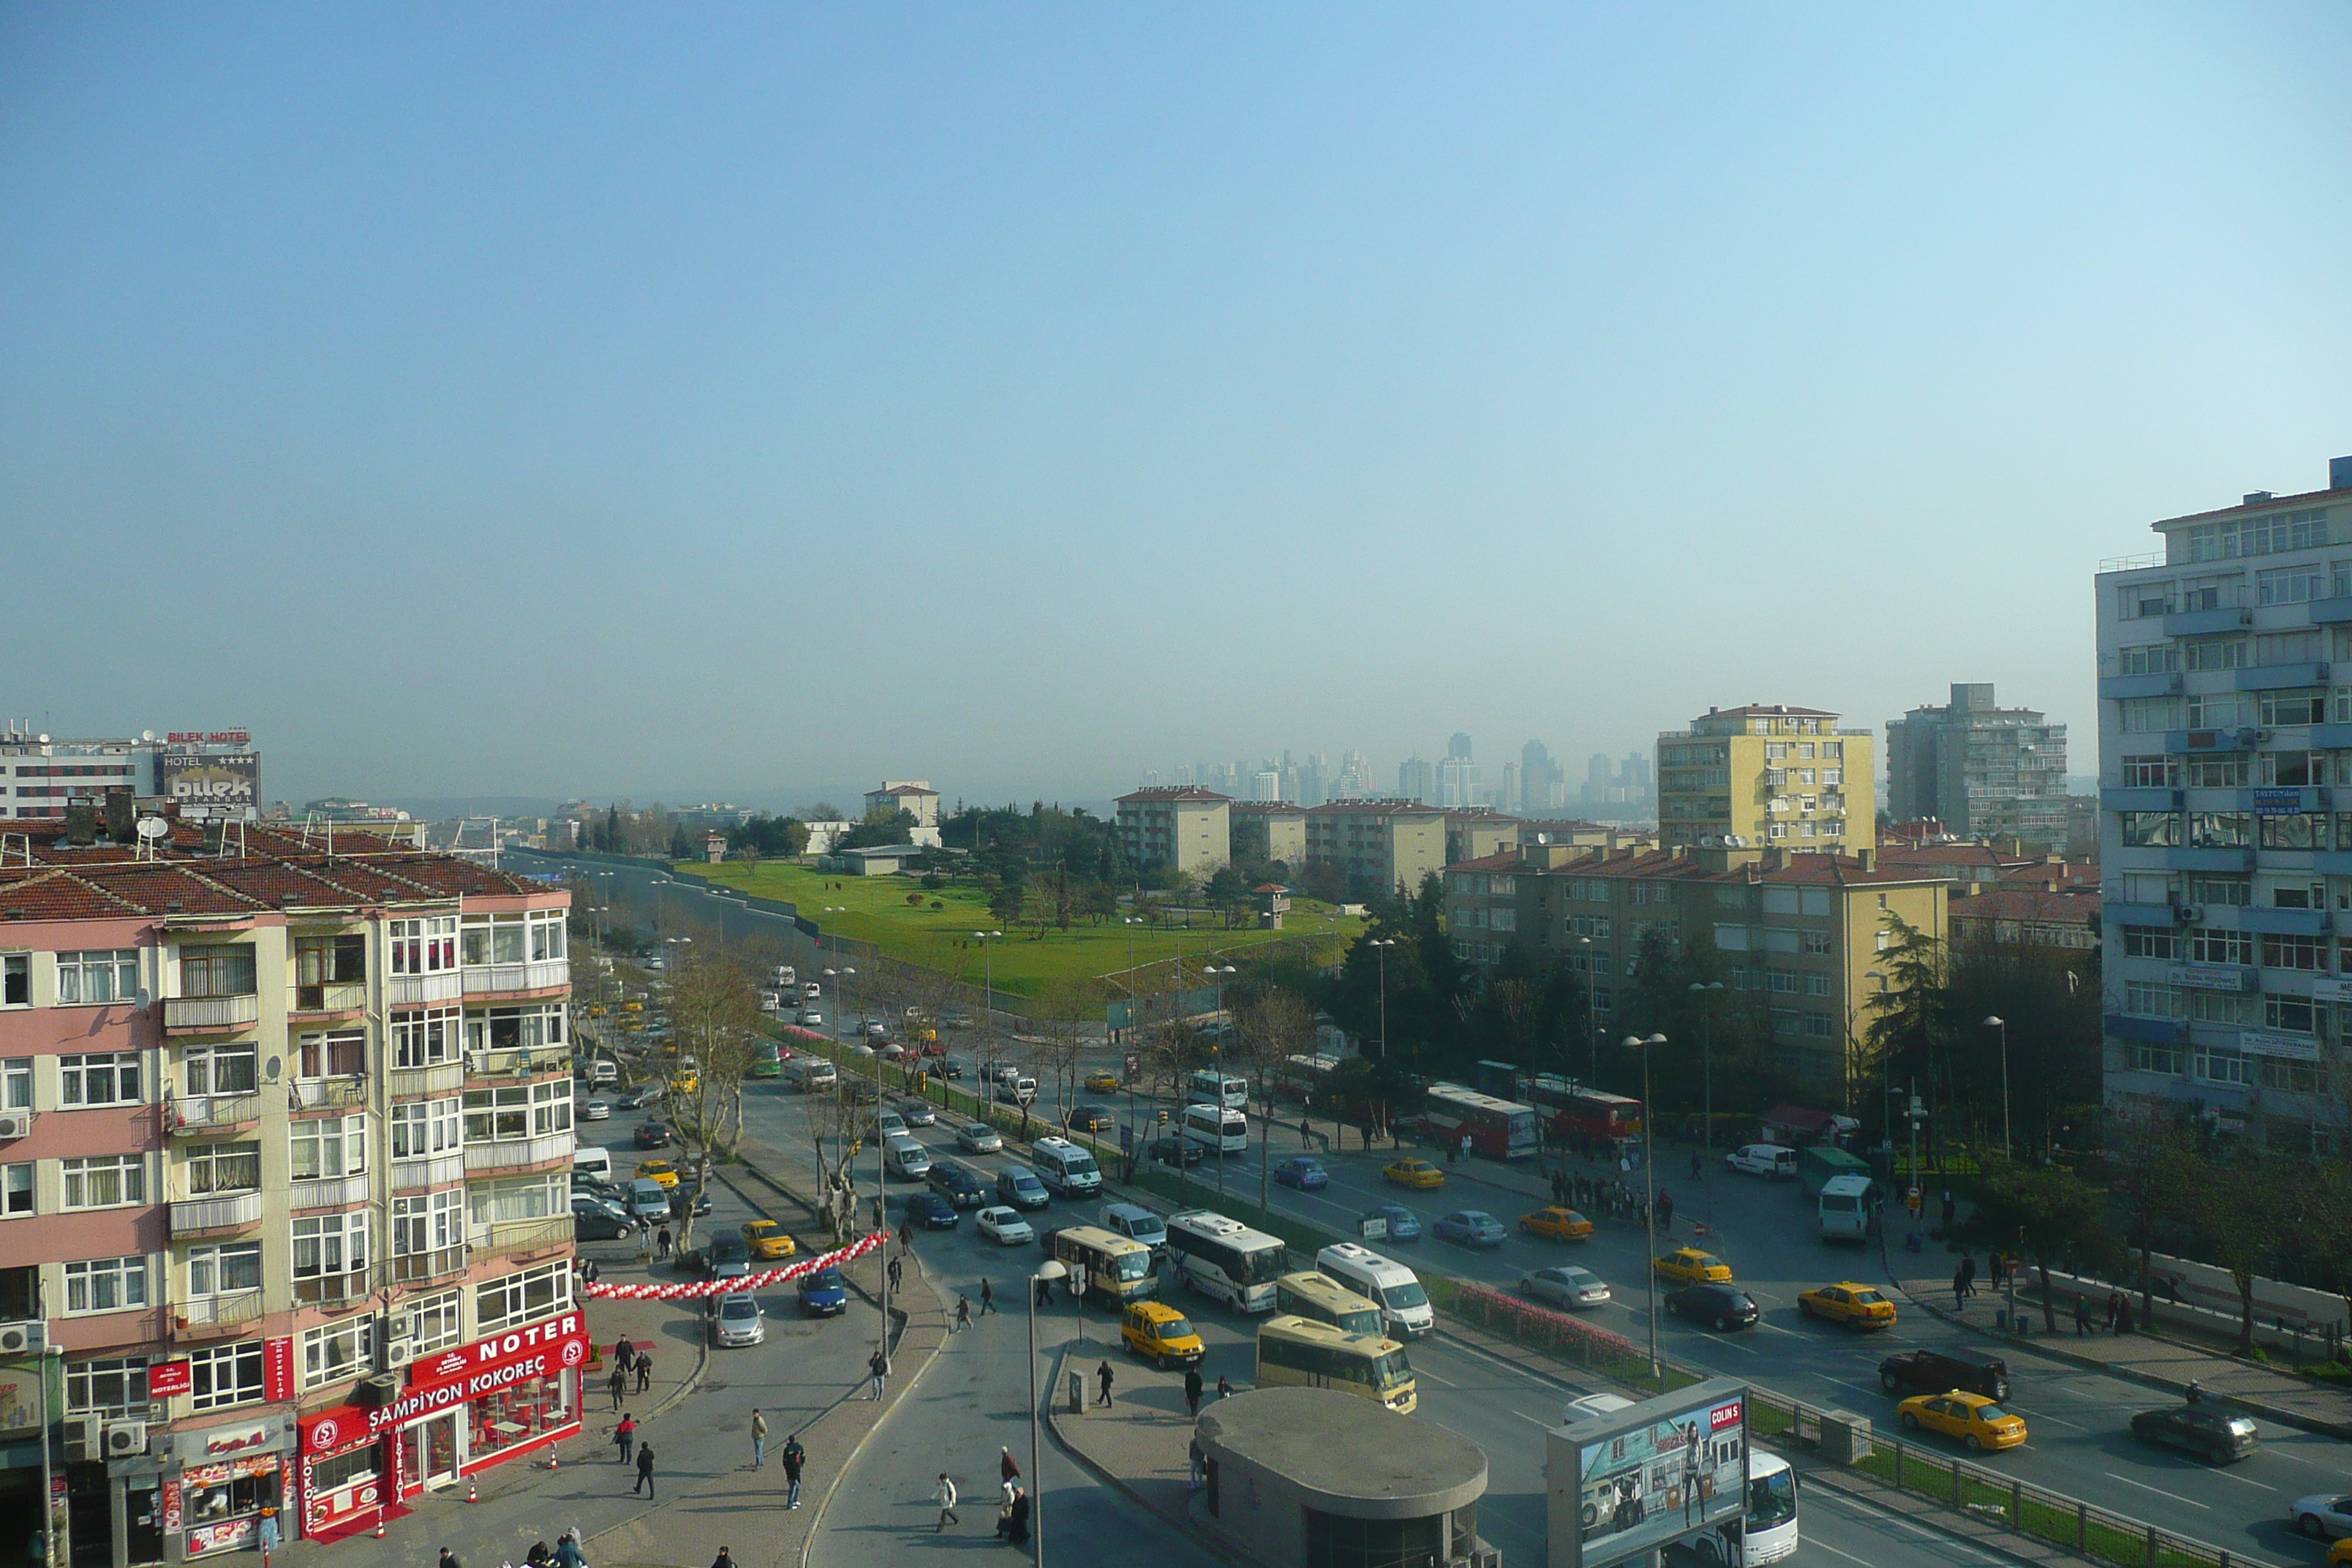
1194 1387 1496 1568
1548 1379 1758 1568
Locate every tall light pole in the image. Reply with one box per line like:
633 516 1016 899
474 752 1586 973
1687 981 1724 1229
1365 939 1396 1059
1624 1033 1667 1383
1203 965 1236 1198
976 931 1002 1085
1983 1016 2011 1161
1573 936 1594 1085
1027 1258 1068 1567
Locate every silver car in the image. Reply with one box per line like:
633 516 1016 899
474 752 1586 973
957 1122 1004 1153
1520 1265 1611 1309
2291 1494 2352 1539
708 1292 765 1348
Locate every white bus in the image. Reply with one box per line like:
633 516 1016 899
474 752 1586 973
1697 1450 1798 1565
1186 1070 1249 1109
1166 1210 1290 1313
1181 1102 1248 1154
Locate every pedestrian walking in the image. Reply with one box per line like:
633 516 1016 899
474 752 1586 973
1689 1150 1702 1180
1189 1435 1207 1490
1007 1488 1031 1548
614 1338 635 1374
635 1351 654 1394
581 1257 600 1285
782 1434 806 1508
1301 1116 1313 1147
440 1548 462 1568
1950 1264 1968 1313
1656 1189 1674 1232
1000 1447 1020 1487
2117 1296 2136 1335
1184 1367 1204 1417
633 1443 657 1499
955 1295 972 1331
869 1347 889 1400
607 1364 627 1411
1035 1274 1054 1308
1958 1254 1978 1299
614 1414 637 1465
979 1278 998 1315
1095 1360 1115 1407
899 1218 916 1250
656 1224 673 1262
2074 1294 2092 1335
712 1551 734 1568
1940 1191 1956 1227
1444 1139 1458 1167
2104 1292 2122 1333
555 1533 587 1568
750 1409 768 1468
995 1489 1017 1541
934 1474 960 1530
889 1255 904 1294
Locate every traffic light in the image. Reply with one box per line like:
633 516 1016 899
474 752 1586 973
848 1139 863 1158
1157 1109 1169 1126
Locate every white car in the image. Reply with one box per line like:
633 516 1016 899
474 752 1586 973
1521 1265 1610 1309
2291 1494 2352 1539
802 981 822 999
1725 1143 1799 1179
976 1206 1035 1246
799 1009 824 1028
957 1123 1004 1154
581 1099 613 1122
878 1112 908 1139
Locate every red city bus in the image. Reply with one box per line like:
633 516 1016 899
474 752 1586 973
1422 1082 1542 1161
1525 1074 1644 1147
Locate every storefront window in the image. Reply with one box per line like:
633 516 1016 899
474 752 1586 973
180 1457 280 1556
467 1370 572 1463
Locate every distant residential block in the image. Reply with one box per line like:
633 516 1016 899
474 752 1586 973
1885 683 2070 845
865 780 943 847
1304 799 1447 897
1656 704 1876 852
1117 787 1233 875
1229 802 1308 866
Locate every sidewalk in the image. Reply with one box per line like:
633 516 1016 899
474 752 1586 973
1889 1264 2352 1439
1040 1343 1239 1566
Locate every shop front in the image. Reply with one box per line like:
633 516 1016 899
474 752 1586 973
297 1312 586 1537
160 1415 298 1562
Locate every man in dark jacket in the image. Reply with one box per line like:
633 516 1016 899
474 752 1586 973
633 1441 657 1498
1007 1489 1031 1546
1183 1367 1204 1417
782 1434 807 1509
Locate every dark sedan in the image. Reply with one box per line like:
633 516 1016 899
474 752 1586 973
2130 1403 2258 1463
1149 1135 1205 1168
633 1121 674 1149
926 1158 989 1207
572 1194 636 1241
904 1191 961 1230
1065 1104 1117 1134
616 1088 663 1110
1666 1284 1761 1330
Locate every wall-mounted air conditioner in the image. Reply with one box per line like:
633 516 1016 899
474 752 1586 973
0 1319 45 1355
104 1420 148 1457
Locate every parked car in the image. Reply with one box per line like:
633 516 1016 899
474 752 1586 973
617 1088 663 1110
976 1205 1036 1245
707 1292 766 1348
1798 1282 1898 1330
1520 1265 1610 1309
904 1192 961 1230
1382 1158 1446 1190
1433 1210 1507 1248
635 1159 680 1188
1148 1135 1204 1168
1879 1349 2010 1402
572 1194 636 1242
1519 1207 1594 1241
926 1158 989 1208
580 1099 613 1121
957 1123 1004 1154
633 1122 674 1150
1361 1204 1422 1241
1666 1284 1761 1330
2131 1403 2258 1464
894 1098 938 1128
1273 1156 1329 1191
797 1267 848 1317
704 1235 751 1281
1898 1392 2027 1451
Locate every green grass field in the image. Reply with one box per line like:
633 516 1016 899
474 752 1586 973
675 859 1362 998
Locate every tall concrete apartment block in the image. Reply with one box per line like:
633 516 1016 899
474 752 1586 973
1115 788 1232 875
1655 706 1876 853
0 821 578 1561
1885 684 2070 843
2096 456 2352 1151
1303 800 1447 897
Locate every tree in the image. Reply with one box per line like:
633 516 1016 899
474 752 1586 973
660 951 760 1251
1230 984 1319 1213
1028 977 1101 1124
2107 1104 2200 1324
987 880 1026 927
1863 914 1946 1147
1954 1157 2119 1332
2190 1151 2305 1355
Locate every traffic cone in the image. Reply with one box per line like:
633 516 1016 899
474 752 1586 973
373 1516 387 1539
468 1477 480 1504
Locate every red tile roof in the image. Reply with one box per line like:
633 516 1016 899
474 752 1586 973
1446 851 1523 873
1526 848 1945 888
1950 888 2101 924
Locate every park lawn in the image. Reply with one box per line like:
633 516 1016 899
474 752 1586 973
674 859 1361 998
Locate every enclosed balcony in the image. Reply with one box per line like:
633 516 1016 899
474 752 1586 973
472 1215 572 1264
287 1172 373 1211
170 1189 265 1238
388 1062 466 1099
390 1152 466 1191
174 1289 265 1340
291 1078 369 1112
463 1134 574 1176
384 970 464 1006
163 994 260 1036
293 1267 374 1308
291 936 367 1019
466 1047 570 1085
463 959 570 999
167 1093 261 1137
289 981 368 1019
389 1244 469 1286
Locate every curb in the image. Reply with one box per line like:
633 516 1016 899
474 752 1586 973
798 1257 951 1568
1037 1343 1253 1568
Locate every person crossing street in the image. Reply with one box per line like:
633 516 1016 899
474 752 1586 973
979 1278 997 1314
782 1433 806 1508
1095 1360 1115 1408
933 1473 960 1531
633 1441 657 1499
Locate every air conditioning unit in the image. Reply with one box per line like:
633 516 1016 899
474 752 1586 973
358 1372 399 1406
63 1415 103 1460
2177 906 2202 924
104 1420 148 1458
0 1319 45 1355
0 1113 28 1141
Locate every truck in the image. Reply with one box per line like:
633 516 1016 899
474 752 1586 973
1798 1144 1872 1196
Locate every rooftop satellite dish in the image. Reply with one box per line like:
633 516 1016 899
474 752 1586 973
140 730 155 742
137 818 169 840
35 734 48 745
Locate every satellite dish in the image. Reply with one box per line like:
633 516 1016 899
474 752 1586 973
135 989 153 1012
140 730 156 742
137 818 169 840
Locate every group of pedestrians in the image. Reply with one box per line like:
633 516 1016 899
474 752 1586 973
2071 1290 2138 1335
606 1339 654 1409
927 1449 1030 1544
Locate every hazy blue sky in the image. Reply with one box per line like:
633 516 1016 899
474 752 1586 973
5 4 2349 809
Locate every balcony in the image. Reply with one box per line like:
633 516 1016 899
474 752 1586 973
170 1190 265 1237
287 1172 373 1211
388 1062 466 1098
167 1093 261 1137
389 1244 469 1286
2236 661 2331 692
384 970 464 1006
391 1151 466 1191
174 1289 265 1339
466 1048 571 1084
2098 671 2185 700
2165 847 2257 872
2238 907 2330 937
473 1215 573 1263
292 1077 369 1111
2101 786 2184 813
163 995 260 1035
2163 604 2252 638
463 959 570 998
293 1267 374 1308
290 981 368 1017
464 1134 574 1175
2310 596 2352 625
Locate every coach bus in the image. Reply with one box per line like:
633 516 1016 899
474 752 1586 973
1166 1210 1289 1313
1526 1075 1644 1147
1255 1316 1417 1413
1422 1082 1541 1161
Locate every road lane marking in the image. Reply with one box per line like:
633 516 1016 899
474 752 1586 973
1415 1368 1458 1388
2209 1467 2276 1491
2002 1404 2086 1432
2102 1471 2210 1509
1802 1538 1876 1567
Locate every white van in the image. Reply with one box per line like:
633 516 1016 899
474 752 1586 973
1185 1070 1249 1109
1100 1202 1167 1259
1181 1101 1248 1154
1315 1243 1434 1340
1817 1173 1875 1242
1726 1143 1800 1180
784 1059 837 1093
573 1146 614 1183
776 965 797 987
883 1134 932 1180
1031 1136 1101 1197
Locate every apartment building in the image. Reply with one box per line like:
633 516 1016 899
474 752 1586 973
1442 810 1522 867
2096 456 2352 1151
1445 842 1945 1090
1885 684 2070 845
1229 803 1308 867
0 731 261 823
0 821 576 1562
1303 800 1448 899
1655 705 1874 853
862 782 942 848
1115 788 1232 875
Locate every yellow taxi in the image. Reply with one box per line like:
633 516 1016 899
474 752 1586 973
587 1004 607 1017
623 1000 644 1013
742 1219 797 1260
2329 1539 2352 1567
1897 1391 2027 1451
1121 1300 1205 1371
1653 1248 1734 1286
1798 1281 1898 1330
1085 1070 1121 1094
636 1159 680 1189
1519 1207 1595 1241
1382 1158 1447 1191
668 1072 698 1096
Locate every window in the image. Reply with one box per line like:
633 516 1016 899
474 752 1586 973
475 1259 572 1335
293 935 366 987
2185 755 2250 788
61 1154 146 1210
2121 812 2182 848
391 1006 459 1068
2261 1056 2321 1094
461 914 529 967
292 1213 369 1287
56 949 140 1005
2119 698 2179 734
2194 1044 2251 1085
176 946 254 999
2190 989 2255 1025
1766 970 1801 995
2122 872 2171 903
1823 742 1842 760
2261 688 2329 726
301 1318 376 1391
0 954 24 1008
297 1029 366 1078
2182 637 2245 671
187 1341 265 1412
2264 993 2317 1034
1 1059 28 1110
1801 931 1832 955
2258 630 2324 666
183 1141 260 1194
2186 691 2249 728
468 1173 564 1228
2260 813 2327 850
186 1242 263 1297
59 1051 141 1107
1770 1008 1801 1035
2261 751 2323 786
2190 813 2251 848
1803 1013 1832 1037
2121 755 2177 788
1490 908 1516 933
388 916 456 975
393 1189 464 1256
2186 927 2253 966
1 1164 29 1217
1567 915 1611 938
467 1004 566 1055
1823 768 1843 786
407 1288 464 1357
64 1256 149 1314
183 1046 257 1096
2121 581 2176 619
2123 981 2183 1019
67 1357 148 1418
2119 644 2178 675
391 1098 461 1159
290 1114 367 1179
2187 875 2252 907
2123 927 2177 960
1805 973 1832 997
529 911 566 962
2274 881 2324 909
2130 1044 2184 1075
2259 562 2325 606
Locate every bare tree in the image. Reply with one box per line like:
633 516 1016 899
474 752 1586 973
1232 985 1319 1213
1028 977 1103 1128
662 952 760 1251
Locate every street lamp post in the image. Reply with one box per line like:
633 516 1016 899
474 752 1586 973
976 931 1003 1085
1203 965 1237 1198
1624 1032 1667 1383
1028 1259 1069 1567
1983 1015 2011 1161
1365 939 1396 1059
1688 981 1725 1229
